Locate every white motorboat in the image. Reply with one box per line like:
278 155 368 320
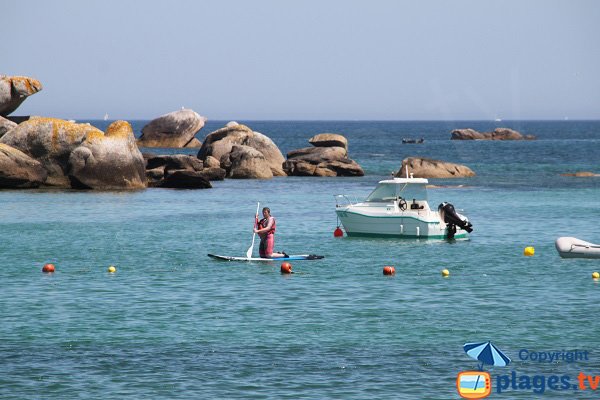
555 237 600 259
335 175 473 239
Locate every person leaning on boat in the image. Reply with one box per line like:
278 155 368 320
254 207 287 258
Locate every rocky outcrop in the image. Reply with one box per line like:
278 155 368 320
451 128 535 140
144 153 224 187
0 75 43 116
197 122 285 177
397 157 475 178
0 116 17 137
0 117 101 186
221 145 273 179
560 171 599 177
67 121 147 189
160 170 212 189
309 133 348 153
137 109 206 148
0 143 47 188
284 133 363 177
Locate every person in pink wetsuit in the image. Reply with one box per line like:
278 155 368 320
254 207 287 258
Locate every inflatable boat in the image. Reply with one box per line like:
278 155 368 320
555 237 600 259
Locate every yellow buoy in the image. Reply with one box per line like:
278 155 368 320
592 272 599 279
108 265 116 273
441 269 450 277
524 247 535 257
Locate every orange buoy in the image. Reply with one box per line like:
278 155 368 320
281 262 293 274
383 266 395 275
42 263 55 273
334 227 344 237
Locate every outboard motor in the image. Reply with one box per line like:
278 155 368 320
438 202 473 239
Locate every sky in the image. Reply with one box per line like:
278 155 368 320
2 0 599 120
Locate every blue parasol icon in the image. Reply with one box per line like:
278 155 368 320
464 341 511 371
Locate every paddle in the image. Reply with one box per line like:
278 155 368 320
246 202 260 258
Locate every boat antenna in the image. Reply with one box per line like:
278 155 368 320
406 167 409 179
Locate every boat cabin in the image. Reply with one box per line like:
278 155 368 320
364 178 431 211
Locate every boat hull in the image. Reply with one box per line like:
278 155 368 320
336 209 468 239
555 237 600 259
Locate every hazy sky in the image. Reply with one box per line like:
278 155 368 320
3 0 599 120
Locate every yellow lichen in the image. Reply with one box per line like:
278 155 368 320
105 120 133 138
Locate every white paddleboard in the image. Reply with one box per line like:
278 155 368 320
208 253 324 262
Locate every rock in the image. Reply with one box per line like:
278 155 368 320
451 127 535 140
221 144 273 179
197 167 226 181
0 117 101 186
560 171 599 177
0 75 43 116
138 109 207 148
398 157 475 178
204 155 220 169
160 170 212 189
145 154 204 172
283 146 364 177
184 138 202 148
450 128 484 140
0 143 47 188
0 116 17 137
67 120 146 189
197 123 285 177
309 133 348 152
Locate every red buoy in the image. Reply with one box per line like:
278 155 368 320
383 266 395 275
281 262 293 274
42 263 55 273
334 227 344 237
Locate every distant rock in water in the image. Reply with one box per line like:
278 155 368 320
197 122 285 178
560 171 599 177
397 157 475 178
451 128 535 140
0 75 43 116
309 133 348 153
284 132 364 177
138 109 206 148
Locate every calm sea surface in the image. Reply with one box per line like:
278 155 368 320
1 120 599 399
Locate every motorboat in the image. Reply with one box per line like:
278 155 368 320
335 174 473 239
402 137 424 144
555 237 600 259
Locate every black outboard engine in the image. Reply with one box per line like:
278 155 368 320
438 202 473 239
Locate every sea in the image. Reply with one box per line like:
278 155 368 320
1 120 599 399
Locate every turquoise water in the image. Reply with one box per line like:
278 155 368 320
1 121 599 399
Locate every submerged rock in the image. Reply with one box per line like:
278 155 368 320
0 75 43 116
398 157 475 178
560 171 599 177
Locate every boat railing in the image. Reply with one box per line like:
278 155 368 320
334 194 359 207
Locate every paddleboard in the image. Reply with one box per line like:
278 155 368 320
208 253 324 262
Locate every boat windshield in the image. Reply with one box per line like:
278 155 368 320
365 183 428 202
